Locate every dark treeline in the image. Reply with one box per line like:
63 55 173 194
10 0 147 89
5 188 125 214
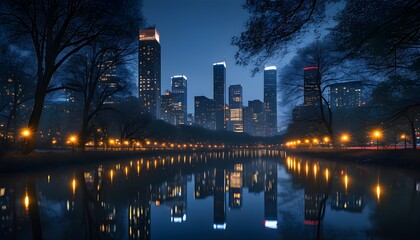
233 0 419 148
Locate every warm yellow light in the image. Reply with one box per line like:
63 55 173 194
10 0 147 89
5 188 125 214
69 135 77 143
52 139 57 144
341 134 350 143
305 162 309 177
24 191 29 210
323 137 329 143
325 168 329 182
109 139 115 145
124 140 129 146
110 170 114 183
373 130 382 139
72 178 76 195
313 138 319 144
21 128 31 138
376 184 381 202
400 134 406 139
313 164 318 178
125 166 129 176
344 174 348 191
297 140 301 144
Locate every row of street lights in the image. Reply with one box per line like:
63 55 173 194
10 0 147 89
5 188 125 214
285 129 398 150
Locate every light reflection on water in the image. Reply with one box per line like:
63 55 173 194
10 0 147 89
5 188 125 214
0 150 420 239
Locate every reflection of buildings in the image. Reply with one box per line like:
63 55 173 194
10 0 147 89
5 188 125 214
139 27 161 119
330 192 364 212
304 191 323 225
244 160 264 193
129 185 151 240
0 187 14 239
213 168 226 230
229 164 243 209
151 175 188 223
264 161 278 229
195 170 215 199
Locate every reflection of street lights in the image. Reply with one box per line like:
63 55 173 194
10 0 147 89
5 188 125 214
373 130 382 150
400 134 407 149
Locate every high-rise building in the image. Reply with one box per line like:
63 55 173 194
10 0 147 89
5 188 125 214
243 100 265 137
227 85 243 132
213 62 226 131
194 96 216 130
329 81 363 108
264 66 278 136
139 28 161 119
171 75 187 125
161 90 174 124
303 66 319 106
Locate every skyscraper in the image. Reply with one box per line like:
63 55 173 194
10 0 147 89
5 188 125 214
171 75 187 125
228 84 243 132
194 96 216 130
213 62 226 131
139 28 161 119
264 66 277 136
303 66 319 106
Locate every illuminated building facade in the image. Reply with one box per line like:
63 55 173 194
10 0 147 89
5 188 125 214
303 66 319 106
139 28 161 119
263 66 277 136
329 81 363 108
194 96 216 130
213 168 226 230
228 164 243 209
161 90 174 124
213 62 226 131
227 85 243 133
243 100 265 137
171 75 188 125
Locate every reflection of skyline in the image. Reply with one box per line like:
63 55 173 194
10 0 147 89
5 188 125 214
1 151 420 239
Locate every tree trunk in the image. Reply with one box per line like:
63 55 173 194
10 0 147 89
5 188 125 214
27 180 43 240
410 120 416 149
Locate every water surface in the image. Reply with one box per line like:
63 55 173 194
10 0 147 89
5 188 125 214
1 150 419 239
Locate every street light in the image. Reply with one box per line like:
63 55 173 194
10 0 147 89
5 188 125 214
323 137 330 148
373 130 382 150
400 134 407 149
68 135 78 152
341 133 350 148
20 128 31 153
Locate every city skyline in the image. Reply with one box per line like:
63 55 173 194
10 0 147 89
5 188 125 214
142 0 280 115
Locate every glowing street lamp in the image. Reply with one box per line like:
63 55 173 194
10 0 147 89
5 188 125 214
21 128 31 138
341 133 350 148
372 130 382 150
68 135 78 152
400 134 407 149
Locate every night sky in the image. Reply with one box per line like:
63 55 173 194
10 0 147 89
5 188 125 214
143 0 278 114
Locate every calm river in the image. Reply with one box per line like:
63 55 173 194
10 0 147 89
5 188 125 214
1 150 420 239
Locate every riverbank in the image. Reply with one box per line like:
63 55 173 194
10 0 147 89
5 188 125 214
0 149 204 174
286 149 420 169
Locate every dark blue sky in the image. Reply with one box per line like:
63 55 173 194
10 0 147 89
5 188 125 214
143 0 279 114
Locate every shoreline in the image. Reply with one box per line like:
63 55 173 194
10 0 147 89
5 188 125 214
1 148 420 174
285 149 420 169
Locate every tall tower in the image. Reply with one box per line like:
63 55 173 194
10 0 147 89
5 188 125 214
303 66 319 106
171 75 187 125
139 28 161 119
228 84 243 132
213 62 226 131
264 66 277 136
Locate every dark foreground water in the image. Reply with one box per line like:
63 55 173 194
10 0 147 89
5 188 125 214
1 150 420 240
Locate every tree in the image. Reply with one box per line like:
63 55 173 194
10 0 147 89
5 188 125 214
0 46 35 146
63 38 134 151
232 0 336 75
0 0 142 153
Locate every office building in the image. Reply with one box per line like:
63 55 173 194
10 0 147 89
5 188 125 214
194 96 216 130
303 66 319 106
139 28 161 119
227 85 243 132
171 75 188 125
329 81 363 108
264 66 278 136
213 62 226 130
